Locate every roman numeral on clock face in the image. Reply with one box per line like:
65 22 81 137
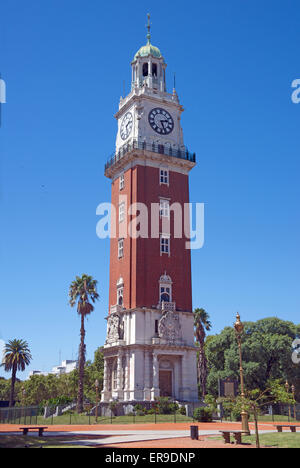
120 112 133 141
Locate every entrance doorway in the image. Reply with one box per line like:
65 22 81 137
159 370 172 397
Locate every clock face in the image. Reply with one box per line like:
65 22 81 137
120 112 133 141
148 108 174 135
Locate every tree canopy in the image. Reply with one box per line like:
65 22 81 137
0 347 104 406
206 317 300 398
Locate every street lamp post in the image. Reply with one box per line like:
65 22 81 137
291 384 296 420
234 312 250 435
95 379 99 423
285 380 292 421
22 386 26 422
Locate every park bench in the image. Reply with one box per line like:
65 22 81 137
274 425 300 433
19 426 48 437
219 430 248 445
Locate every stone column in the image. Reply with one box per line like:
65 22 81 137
144 350 151 400
137 62 141 87
116 351 123 400
180 352 190 401
101 357 110 402
148 57 153 87
151 352 160 400
124 351 130 401
103 359 108 391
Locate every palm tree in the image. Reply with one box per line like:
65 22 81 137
193 308 212 398
69 274 99 413
2 339 32 407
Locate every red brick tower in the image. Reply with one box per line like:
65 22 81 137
101 17 198 404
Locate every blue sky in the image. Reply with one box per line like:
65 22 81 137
1 0 299 378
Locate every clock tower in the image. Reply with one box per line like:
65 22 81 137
101 16 199 407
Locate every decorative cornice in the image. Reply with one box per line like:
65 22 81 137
105 148 195 180
102 342 198 356
116 90 183 119
104 307 194 320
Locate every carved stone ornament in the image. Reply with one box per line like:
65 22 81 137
160 359 172 369
106 313 123 343
158 311 181 343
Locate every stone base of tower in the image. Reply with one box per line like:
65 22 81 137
101 307 199 404
101 343 199 404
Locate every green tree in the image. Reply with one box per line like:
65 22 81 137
0 377 13 401
69 274 100 413
9 347 104 408
1 339 32 407
194 308 212 398
221 380 296 448
83 347 104 403
206 318 300 397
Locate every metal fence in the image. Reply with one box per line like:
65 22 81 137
1 402 299 425
220 404 300 423
0 403 195 426
105 138 196 171
0 406 42 425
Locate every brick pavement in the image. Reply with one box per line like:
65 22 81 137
0 421 290 448
101 436 258 449
0 420 282 433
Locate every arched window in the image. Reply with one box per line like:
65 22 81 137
143 63 148 77
118 290 123 306
152 63 157 77
159 273 172 304
117 277 124 307
160 289 170 302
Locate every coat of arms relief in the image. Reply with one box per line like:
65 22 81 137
158 310 182 343
106 313 124 343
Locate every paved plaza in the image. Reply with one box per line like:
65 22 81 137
0 421 292 448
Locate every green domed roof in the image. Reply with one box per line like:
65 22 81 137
134 41 162 60
133 14 163 61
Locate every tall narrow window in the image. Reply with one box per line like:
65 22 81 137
143 63 148 76
118 239 124 259
117 287 124 306
160 168 169 185
119 202 125 223
119 174 125 191
117 277 124 307
160 235 170 255
159 199 170 218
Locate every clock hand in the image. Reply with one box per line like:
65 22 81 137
160 119 168 129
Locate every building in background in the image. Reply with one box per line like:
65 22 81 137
28 360 78 379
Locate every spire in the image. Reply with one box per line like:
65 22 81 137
146 13 151 44
133 14 162 61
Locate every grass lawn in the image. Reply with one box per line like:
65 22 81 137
0 435 90 449
4 413 193 426
248 414 298 423
244 432 300 448
213 432 300 448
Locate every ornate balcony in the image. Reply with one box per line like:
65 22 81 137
105 138 196 173
160 301 176 312
110 304 123 315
